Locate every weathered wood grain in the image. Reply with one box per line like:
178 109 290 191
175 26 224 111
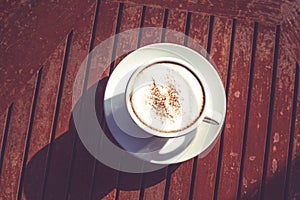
0 106 10 171
239 24 276 200
111 0 300 67
113 3 143 200
40 4 96 199
0 73 37 199
287 63 300 200
1 1 299 200
109 0 282 25
139 6 165 47
0 0 97 110
262 27 296 200
186 13 210 56
281 1 300 72
164 9 187 45
216 20 254 200
163 8 196 200
139 6 166 200
88 2 120 200
112 4 143 71
66 1 119 200
20 40 66 200
192 16 232 200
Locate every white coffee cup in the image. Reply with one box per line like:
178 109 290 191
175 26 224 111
125 57 222 138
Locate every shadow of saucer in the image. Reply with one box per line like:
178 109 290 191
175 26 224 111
23 77 179 200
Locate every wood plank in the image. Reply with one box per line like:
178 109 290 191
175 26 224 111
167 161 193 200
66 132 96 200
116 0 300 79
139 6 166 200
87 1 120 89
113 4 143 71
91 120 119 200
164 9 187 45
142 168 168 200
109 0 282 25
186 13 210 200
186 13 210 56
139 8 193 200
113 3 143 200
262 27 296 200
163 9 195 200
216 20 254 200
139 6 164 47
281 4 300 67
191 16 232 200
0 105 10 169
239 24 276 199
87 2 120 200
175 11 211 200
0 73 37 199
65 1 121 200
209 17 233 87
0 0 96 110
20 41 66 200
41 4 96 200
287 63 300 199
39 33 75 200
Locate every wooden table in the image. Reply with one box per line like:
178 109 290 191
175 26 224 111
0 0 299 199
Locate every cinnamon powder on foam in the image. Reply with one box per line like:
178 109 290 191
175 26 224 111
149 79 182 122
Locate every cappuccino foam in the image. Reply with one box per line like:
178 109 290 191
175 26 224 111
130 62 204 133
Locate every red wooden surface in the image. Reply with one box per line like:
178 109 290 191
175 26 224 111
0 74 37 199
140 7 164 47
140 7 167 200
216 20 254 200
111 0 300 64
110 0 282 25
41 4 96 198
112 4 144 200
0 0 97 110
67 1 121 200
21 41 66 200
263 28 296 200
164 9 195 200
89 2 120 200
2 0 299 131
287 63 300 200
240 24 276 200
1 1 300 200
192 16 233 200
187 13 211 200
187 13 209 55
0 105 10 168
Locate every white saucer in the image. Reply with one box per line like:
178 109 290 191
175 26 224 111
104 43 226 164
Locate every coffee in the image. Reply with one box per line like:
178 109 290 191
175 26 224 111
129 61 205 133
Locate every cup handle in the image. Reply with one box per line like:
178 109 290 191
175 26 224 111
203 110 223 125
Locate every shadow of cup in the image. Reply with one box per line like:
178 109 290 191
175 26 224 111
23 77 179 200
